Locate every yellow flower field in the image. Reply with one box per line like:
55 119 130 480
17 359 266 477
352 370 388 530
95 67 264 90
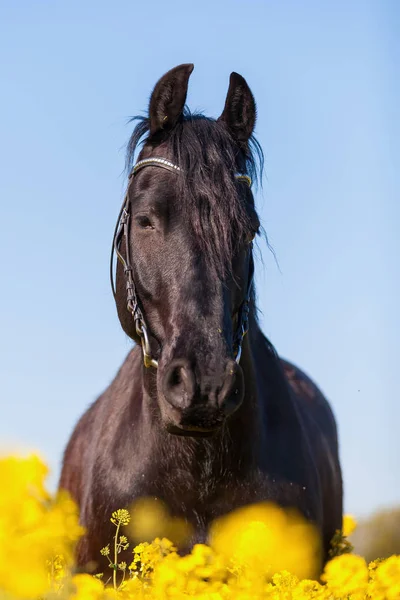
0 453 399 599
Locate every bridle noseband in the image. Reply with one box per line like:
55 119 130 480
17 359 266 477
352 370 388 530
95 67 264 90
110 158 254 369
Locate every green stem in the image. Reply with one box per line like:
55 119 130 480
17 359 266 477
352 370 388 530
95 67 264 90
113 520 121 589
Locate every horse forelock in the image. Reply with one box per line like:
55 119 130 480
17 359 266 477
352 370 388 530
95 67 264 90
125 109 263 276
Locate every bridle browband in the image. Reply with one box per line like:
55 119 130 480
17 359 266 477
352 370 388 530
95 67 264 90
110 158 254 369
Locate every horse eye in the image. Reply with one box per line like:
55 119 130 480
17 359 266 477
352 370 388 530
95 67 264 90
136 215 154 230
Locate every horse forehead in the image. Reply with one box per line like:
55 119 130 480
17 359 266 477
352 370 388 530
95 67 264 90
132 167 178 195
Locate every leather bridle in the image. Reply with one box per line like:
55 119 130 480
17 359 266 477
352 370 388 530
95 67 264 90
110 157 254 369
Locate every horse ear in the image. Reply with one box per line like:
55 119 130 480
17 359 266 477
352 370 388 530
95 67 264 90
218 72 256 147
148 63 194 136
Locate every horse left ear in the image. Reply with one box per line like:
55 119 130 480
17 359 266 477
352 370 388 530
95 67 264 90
218 72 256 147
149 63 194 136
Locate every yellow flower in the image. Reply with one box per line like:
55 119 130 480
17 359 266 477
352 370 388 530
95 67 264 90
342 513 357 537
322 553 369 598
71 573 105 599
369 555 400 600
128 497 192 546
209 502 321 581
3 450 400 600
0 454 83 598
292 578 325 599
110 508 130 526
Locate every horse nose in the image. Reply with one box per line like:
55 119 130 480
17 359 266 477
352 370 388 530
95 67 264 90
162 359 196 409
162 358 243 415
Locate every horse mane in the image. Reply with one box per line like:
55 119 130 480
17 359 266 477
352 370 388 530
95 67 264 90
125 108 264 276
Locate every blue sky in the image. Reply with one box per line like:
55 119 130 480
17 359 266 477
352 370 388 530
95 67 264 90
0 0 398 518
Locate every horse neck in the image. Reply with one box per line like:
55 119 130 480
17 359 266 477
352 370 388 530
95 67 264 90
246 306 297 422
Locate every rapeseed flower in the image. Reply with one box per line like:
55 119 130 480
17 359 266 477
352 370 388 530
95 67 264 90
322 553 369 598
342 513 357 537
209 502 321 581
0 454 83 598
1 451 400 600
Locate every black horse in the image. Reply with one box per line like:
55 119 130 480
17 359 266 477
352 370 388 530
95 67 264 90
59 64 342 575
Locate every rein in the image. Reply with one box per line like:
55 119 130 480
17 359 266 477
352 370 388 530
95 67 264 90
110 158 254 369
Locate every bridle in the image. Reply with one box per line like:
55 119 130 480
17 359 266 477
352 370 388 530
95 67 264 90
110 157 254 369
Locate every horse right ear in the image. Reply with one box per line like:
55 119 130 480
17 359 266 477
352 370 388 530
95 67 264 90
218 72 256 149
148 64 194 136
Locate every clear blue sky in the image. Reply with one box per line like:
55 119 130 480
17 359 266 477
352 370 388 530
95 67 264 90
0 0 398 518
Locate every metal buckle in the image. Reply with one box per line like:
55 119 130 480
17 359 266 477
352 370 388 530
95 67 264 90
234 344 243 364
136 320 158 369
120 208 129 225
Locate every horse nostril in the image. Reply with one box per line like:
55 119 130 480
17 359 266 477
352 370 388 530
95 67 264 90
170 367 183 388
218 360 244 416
163 360 195 409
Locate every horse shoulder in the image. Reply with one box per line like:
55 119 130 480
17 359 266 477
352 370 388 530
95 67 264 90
58 399 99 507
58 347 141 507
280 358 338 446
280 358 343 551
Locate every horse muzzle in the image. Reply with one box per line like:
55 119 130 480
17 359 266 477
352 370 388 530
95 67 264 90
159 358 244 435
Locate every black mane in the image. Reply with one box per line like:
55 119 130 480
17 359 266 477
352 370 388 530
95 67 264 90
125 108 264 276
